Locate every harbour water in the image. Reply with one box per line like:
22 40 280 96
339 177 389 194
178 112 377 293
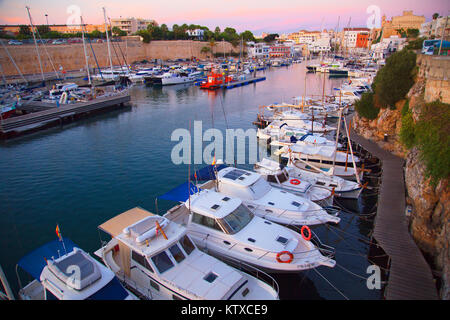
0 62 383 299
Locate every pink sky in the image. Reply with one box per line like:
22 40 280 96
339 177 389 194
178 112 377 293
0 0 448 35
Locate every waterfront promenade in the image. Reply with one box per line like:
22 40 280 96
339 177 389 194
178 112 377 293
347 121 439 300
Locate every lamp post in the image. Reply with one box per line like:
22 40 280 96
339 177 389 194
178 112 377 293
45 14 48 26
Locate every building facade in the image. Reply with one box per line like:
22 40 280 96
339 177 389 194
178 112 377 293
420 15 450 40
110 18 157 35
381 10 425 39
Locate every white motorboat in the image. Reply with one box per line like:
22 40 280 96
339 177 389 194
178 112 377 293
257 158 363 199
206 166 340 226
96 207 279 300
16 238 137 300
163 189 336 272
257 120 323 142
254 158 334 206
276 143 361 172
153 72 198 86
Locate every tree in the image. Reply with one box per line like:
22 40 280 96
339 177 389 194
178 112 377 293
18 25 31 37
136 30 151 43
432 13 439 20
263 33 279 42
36 25 50 35
406 28 419 39
240 30 255 42
372 48 417 108
112 26 127 36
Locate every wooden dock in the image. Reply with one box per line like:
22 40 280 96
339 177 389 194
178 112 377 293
0 92 131 139
221 76 266 89
344 119 439 300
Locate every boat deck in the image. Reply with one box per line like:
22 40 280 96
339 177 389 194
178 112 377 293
0 93 131 139
344 116 439 300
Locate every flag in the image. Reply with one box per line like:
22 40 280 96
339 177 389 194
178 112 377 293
212 155 216 166
56 224 62 241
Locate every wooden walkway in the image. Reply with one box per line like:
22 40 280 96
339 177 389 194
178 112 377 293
221 76 266 89
0 93 130 139
346 122 439 300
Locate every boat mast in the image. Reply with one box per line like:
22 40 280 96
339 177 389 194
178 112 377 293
25 6 44 81
0 39 27 84
102 7 114 73
80 16 91 85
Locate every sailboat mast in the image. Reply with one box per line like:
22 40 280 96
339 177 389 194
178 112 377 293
80 16 91 85
25 6 44 81
102 7 114 73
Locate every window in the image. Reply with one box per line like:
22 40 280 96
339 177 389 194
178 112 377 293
192 213 222 231
132 251 154 273
151 251 174 274
179 235 195 255
203 272 218 283
169 244 185 263
219 205 253 234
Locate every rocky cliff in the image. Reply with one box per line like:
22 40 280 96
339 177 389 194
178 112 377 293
354 54 450 299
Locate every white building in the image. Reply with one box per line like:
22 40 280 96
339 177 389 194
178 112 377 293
247 42 271 58
342 28 370 48
420 15 450 39
370 35 407 60
111 17 157 34
186 29 205 40
310 31 331 53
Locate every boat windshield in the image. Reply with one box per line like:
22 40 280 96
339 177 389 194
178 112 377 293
218 205 254 235
249 177 271 199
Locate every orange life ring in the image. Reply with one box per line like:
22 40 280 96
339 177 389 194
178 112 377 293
276 251 293 263
290 179 301 185
301 226 312 241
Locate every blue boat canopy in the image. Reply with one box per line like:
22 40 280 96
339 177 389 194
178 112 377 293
158 182 202 202
190 164 227 181
17 238 76 280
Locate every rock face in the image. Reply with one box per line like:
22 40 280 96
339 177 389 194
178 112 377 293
405 148 450 300
353 102 406 158
354 54 450 299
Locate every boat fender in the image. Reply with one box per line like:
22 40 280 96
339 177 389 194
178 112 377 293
276 251 293 263
301 226 312 241
59 92 68 104
290 179 301 185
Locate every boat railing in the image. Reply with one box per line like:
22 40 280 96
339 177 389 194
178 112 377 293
246 203 334 229
205 251 279 297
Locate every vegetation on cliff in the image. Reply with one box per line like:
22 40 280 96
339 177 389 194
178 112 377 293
356 49 417 121
400 99 450 185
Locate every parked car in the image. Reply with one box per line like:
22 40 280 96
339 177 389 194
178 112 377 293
68 38 82 44
52 39 65 45
8 40 23 45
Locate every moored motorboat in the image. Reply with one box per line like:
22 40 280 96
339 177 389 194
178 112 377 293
161 188 336 273
96 206 279 300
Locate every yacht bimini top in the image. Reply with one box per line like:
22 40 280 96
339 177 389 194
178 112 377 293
17 238 130 300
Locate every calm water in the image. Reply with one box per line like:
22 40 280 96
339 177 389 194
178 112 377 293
0 63 383 300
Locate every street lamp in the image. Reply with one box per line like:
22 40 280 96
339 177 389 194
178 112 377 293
45 14 48 26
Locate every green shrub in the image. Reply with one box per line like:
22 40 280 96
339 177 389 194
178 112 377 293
355 92 380 120
399 100 416 149
414 101 450 185
372 49 417 109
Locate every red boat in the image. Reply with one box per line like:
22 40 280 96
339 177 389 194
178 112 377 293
1 104 16 120
200 71 233 90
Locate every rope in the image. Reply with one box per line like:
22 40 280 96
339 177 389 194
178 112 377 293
336 262 388 284
313 268 350 300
